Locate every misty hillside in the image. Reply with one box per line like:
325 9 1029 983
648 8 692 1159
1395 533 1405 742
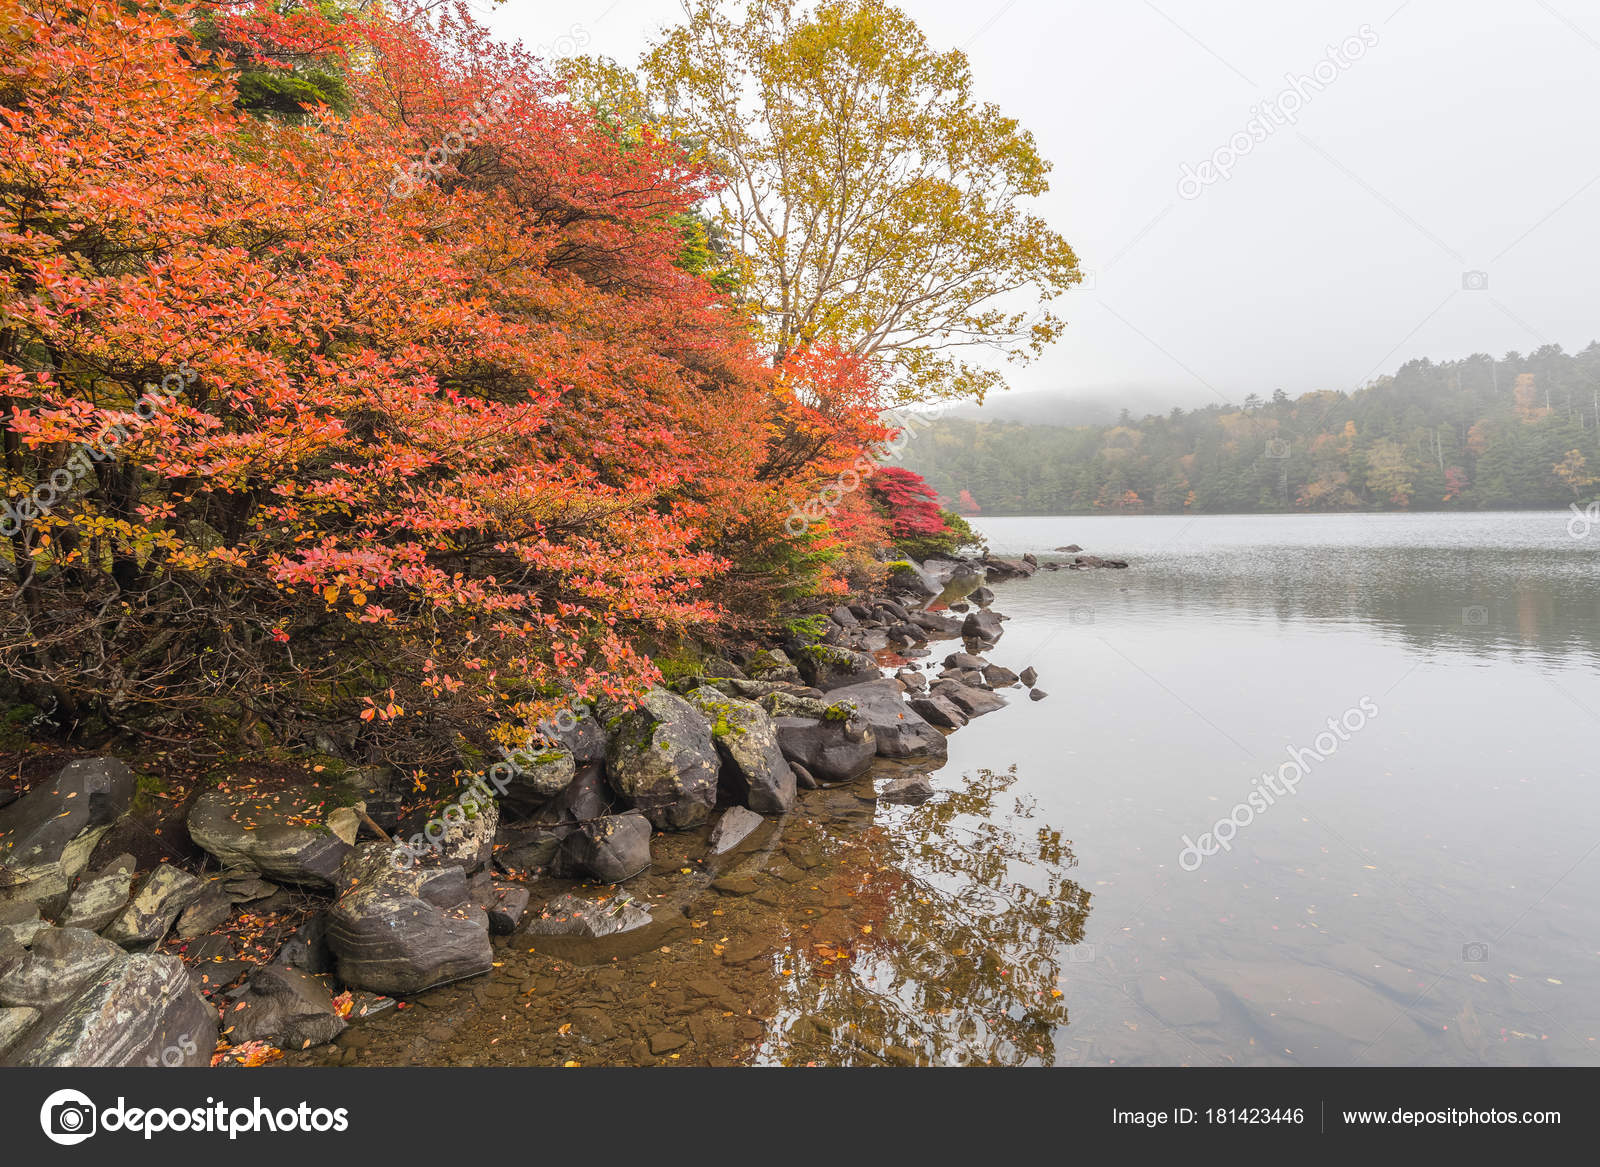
903 343 1600 515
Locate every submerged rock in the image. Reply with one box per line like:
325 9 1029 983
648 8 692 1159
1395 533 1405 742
880 773 935 805
522 892 653 939
707 806 764 855
961 609 1004 646
605 689 721 830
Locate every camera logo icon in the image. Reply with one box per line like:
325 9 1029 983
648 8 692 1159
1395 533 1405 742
1068 607 1096 625
1066 943 1097 963
1264 438 1290 459
1461 270 1489 291
40 1088 97 1145
1462 941 1490 963
1462 606 1488 626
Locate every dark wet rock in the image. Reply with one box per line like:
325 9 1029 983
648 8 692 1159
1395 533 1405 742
522 891 653 939
188 782 352 889
934 679 1008 719
606 689 721 831
560 812 652 883
874 600 910 621
495 824 567 874
545 708 610 764
825 679 948 762
885 622 927 647
104 865 206 950
982 664 1020 687
1029 688 1048 701
982 555 1036 580
774 715 876 784
326 844 493 996
829 605 858 626
703 655 746 680
1054 544 1082 553
0 926 122 1010
948 601 969 612
10 951 215 1067
711 874 759 896
60 853 135 933
886 562 939 599
494 745 577 814
395 796 498 875
970 585 995 607
547 762 612 824
0 757 135 906
939 667 987 688
791 761 818 790
942 651 988 670
961 608 1005 646
485 883 529 934
222 873 279 904
744 648 803 685
894 668 928 692
687 687 796 814
908 693 968 729
176 882 233 939
649 1030 689 1055
1019 666 1038 688
0 1006 38 1058
708 807 764 855
226 964 347 1051
0 901 43 947
795 644 882 691
880 774 935 806
905 609 964 637
271 913 333 976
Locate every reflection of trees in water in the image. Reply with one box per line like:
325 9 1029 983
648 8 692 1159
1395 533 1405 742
768 767 1092 1065
1136 549 1600 665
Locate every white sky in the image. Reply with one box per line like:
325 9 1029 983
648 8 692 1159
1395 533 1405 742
478 0 1600 412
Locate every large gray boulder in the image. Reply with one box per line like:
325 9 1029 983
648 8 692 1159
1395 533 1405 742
0 758 135 906
687 687 796 814
824 679 948 762
103 865 206 950
559 812 652 883
224 964 347 1051
605 689 720 830
187 782 353 888
795 645 882 691
395 796 497 875
494 745 577 814
326 844 493 996
774 714 876 784
961 609 1005 646
933 679 1008 719
0 926 122 1010
9 952 215 1067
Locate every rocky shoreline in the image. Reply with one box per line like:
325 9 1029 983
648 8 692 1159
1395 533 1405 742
0 547 1113 1068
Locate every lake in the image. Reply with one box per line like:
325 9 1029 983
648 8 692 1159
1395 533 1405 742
305 510 1600 1068
953 510 1600 1065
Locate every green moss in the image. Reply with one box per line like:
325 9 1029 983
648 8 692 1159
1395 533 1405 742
0 704 38 750
823 701 857 722
800 644 856 667
131 772 171 814
782 614 830 644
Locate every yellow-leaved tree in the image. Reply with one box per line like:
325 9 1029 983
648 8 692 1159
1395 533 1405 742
641 0 1081 404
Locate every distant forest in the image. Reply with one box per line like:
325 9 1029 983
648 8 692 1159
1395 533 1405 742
903 343 1600 515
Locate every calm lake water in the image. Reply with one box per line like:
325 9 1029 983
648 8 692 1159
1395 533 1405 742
308 510 1600 1068
957 510 1600 1065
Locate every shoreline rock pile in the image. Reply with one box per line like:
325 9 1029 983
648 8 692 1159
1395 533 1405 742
0 544 1106 1066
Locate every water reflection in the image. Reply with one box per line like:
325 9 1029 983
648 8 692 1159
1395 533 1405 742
760 767 1091 1066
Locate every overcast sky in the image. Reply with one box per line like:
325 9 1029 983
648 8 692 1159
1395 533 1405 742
480 0 1600 413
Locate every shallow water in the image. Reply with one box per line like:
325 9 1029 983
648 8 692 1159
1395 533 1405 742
300 510 1600 1067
